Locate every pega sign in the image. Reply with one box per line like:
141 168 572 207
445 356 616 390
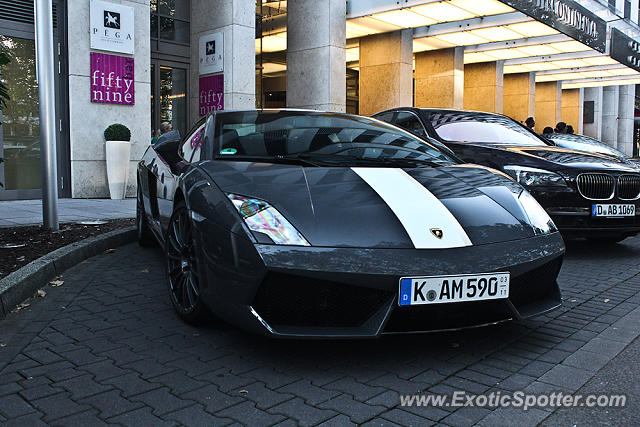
90 52 135 105
90 0 135 54
502 0 606 53
199 74 224 116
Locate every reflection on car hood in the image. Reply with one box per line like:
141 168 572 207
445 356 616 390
201 161 539 249
508 146 639 171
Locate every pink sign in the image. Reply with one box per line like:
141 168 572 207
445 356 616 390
90 52 135 105
199 74 224 116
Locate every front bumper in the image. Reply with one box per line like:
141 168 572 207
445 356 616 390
530 188 640 238
199 231 565 338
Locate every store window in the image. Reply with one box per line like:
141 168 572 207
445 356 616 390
0 36 40 191
151 0 190 44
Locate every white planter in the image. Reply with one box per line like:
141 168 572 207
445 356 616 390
105 140 131 200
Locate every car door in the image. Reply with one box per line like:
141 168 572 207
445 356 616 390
152 120 206 230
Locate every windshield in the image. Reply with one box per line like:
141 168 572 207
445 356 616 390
213 111 456 167
548 134 628 159
429 112 549 147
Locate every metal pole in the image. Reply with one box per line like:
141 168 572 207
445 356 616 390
35 0 59 231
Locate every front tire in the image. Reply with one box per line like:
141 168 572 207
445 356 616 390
165 201 209 324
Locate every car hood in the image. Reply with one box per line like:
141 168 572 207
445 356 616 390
497 145 639 172
200 161 541 249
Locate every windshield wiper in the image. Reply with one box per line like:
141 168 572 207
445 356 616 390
214 154 324 167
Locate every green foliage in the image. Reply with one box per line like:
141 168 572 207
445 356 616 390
104 123 131 142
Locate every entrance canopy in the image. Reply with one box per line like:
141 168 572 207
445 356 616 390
257 0 640 89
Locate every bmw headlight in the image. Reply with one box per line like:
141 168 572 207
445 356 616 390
226 193 310 246
518 190 558 235
503 166 567 187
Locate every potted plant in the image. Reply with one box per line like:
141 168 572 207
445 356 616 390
104 123 131 199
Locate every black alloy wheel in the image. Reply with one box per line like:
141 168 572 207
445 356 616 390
165 201 208 323
136 182 155 247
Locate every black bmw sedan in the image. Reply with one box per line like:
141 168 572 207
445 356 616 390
137 109 564 337
374 108 640 243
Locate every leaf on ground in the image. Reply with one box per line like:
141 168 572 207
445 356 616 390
104 249 116 254
141 268 149 273
16 256 25 262
239 390 249 394
50 280 64 287
12 302 30 312
604 298 611 303
37 289 46 298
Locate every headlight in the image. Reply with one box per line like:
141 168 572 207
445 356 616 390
226 193 310 246
503 166 566 187
518 190 558 235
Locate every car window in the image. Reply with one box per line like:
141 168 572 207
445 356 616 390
213 111 457 167
372 111 394 122
181 122 206 162
548 134 628 159
395 111 428 138
429 112 548 147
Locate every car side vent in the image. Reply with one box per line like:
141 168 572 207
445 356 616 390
576 173 615 200
617 175 640 200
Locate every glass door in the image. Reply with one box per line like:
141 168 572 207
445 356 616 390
150 60 188 141
0 35 41 199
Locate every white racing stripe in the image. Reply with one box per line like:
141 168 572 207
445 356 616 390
352 167 472 249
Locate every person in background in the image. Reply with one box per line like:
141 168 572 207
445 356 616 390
566 125 574 134
554 122 567 134
543 127 554 135
152 122 173 145
525 117 535 130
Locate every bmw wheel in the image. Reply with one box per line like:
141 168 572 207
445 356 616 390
165 201 209 324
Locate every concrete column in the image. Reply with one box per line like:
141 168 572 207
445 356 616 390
561 88 584 134
286 0 346 112
503 72 535 123
602 85 619 149
534 82 562 132
618 85 635 155
67 0 151 198
463 61 504 113
414 48 464 109
190 0 255 124
583 87 603 140
359 30 413 116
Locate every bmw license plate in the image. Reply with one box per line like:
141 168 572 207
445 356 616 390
592 204 635 217
398 272 510 306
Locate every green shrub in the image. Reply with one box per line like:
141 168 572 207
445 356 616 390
0 50 9 110
104 123 131 142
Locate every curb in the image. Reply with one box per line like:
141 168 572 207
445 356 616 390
0 226 137 318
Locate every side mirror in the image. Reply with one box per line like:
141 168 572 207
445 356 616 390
153 129 182 166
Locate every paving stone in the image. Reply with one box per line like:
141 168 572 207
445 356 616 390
182 385 244 413
217 401 285 425
324 377 386 402
277 380 341 406
31 393 91 422
269 397 337 426
100 372 161 397
0 394 37 418
1 412 47 427
18 385 64 401
318 394 387 424
365 390 400 408
164 404 234 427
562 349 613 372
381 408 437 426
54 374 113 400
149 370 209 395
107 407 176 426
538 365 595 391
79 389 143 418
231 381 294 410
48 410 110 427
130 387 192 416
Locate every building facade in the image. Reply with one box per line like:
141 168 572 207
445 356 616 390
1 0 640 199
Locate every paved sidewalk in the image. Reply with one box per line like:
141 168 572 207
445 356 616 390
0 237 639 425
0 199 136 227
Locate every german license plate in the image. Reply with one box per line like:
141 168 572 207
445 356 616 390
591 204 635 217
398 272 510 306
